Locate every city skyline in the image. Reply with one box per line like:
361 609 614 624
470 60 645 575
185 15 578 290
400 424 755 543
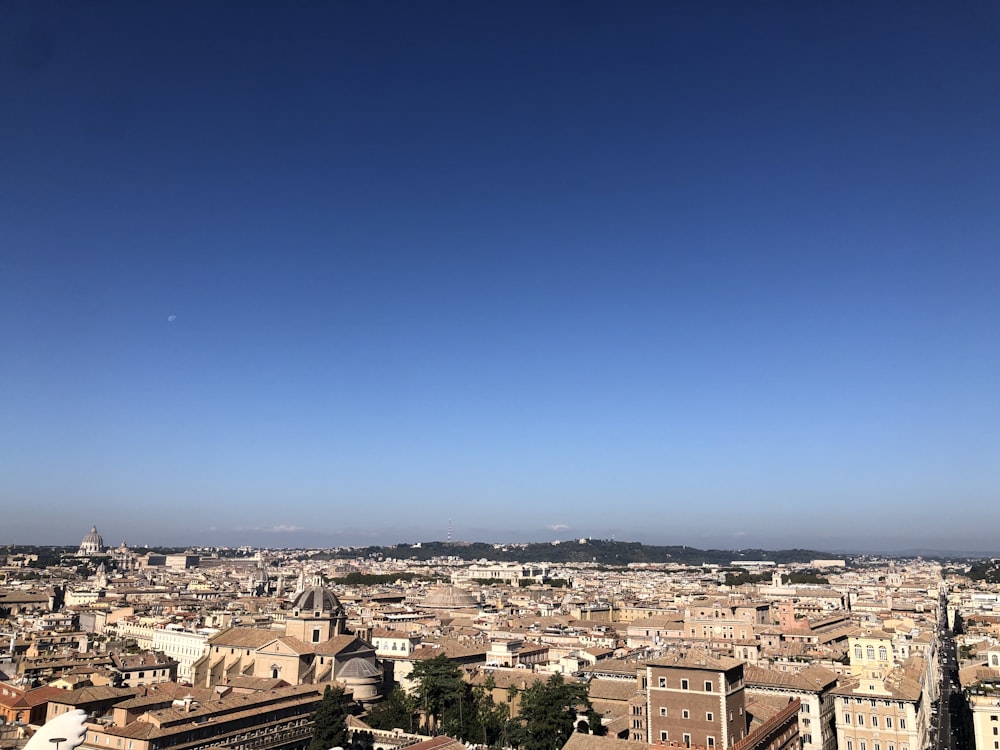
2 3 999 554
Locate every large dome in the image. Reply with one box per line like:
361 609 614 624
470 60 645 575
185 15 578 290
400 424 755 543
290 585 343 614
421 584 479 609
77 526 105 556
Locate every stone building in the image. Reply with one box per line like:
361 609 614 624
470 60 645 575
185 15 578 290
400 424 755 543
190 584 382 704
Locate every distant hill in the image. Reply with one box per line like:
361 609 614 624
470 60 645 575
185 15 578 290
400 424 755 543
329 539 835 566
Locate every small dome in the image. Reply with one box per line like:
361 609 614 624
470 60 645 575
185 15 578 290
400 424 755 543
421 584 479 609
291 585 342 614
338 657 382 679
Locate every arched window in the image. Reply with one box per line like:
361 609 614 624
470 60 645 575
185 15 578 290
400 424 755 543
271 665 280 679
866 645 875 660
878 646 888 661
854 645 862 660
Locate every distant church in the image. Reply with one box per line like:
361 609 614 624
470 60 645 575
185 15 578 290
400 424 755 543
191 578 383 704
77 526 105 556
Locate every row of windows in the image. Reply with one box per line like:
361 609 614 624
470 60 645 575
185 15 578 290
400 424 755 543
658 731 716 747
656 677 714 691
657 708 714 721
845 741 907 750
842 698 907 709
843 713 906 729
854 645 890 661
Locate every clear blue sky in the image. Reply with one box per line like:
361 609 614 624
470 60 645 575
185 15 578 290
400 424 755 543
2 1 998 554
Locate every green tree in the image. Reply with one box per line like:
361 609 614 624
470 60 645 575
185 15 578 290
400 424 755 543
310 685 349 750
366 686 417 733
472 674 511 748
410 654 468 734
511 673 599 750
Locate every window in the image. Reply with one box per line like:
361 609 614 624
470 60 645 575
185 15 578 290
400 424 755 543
705 681 713 692
860 742 867 750
899 719 906 729
802 704 810 714
886 717 892 728
872 716 878 727
659 732 667 742
867 645 875 660
707 739 715 748
659 677 666 688
993 716 999 721
845 713 851 724
994 728 998 736
857 714 864 726
681 679 689 690
802 734 812 744
659 708 667 717
706 712 713 722
879 646 888 661
682 710 690 719
855 645 863 659
847 742 853 750
682 734 691 748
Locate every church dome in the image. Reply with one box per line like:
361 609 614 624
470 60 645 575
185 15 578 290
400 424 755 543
78 526 105 556
290 585 343 615
421 584 479 609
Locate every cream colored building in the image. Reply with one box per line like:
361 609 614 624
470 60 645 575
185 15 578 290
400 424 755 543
832 631 928 750
150 626 214 682
969 690 1000 750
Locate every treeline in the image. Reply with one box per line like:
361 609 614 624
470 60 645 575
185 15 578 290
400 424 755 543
966 560 1000 583
334 539 832 566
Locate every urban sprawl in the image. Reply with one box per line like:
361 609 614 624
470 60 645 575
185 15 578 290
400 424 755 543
3 527 1000 750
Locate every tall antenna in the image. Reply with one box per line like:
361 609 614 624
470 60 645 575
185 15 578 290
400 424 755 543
447 518 453 544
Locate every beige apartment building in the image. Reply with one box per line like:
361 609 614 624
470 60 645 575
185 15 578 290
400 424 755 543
969 690 1000 750
832 631 927 750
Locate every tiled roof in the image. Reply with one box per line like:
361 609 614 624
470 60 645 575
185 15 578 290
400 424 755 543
588 679 639 702
562 731 645 750
648 649 742 672
207 627 280 650
745 665 837 692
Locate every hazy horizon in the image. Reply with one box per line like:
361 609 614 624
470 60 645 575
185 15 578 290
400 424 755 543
7 524 1000 559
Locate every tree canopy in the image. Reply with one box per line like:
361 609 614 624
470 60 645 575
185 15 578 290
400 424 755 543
510 673 601 750
309 685 349 750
